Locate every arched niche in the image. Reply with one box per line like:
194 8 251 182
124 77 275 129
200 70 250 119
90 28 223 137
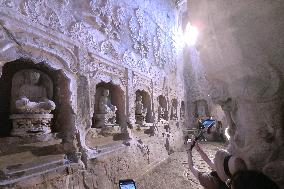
158 95 168 121
135 90 153 123
0 59 73 137
194 99 209 118
93 82 126 127
180 101 185 120
170 99 178 120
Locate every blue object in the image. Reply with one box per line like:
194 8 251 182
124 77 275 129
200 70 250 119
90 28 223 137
119 179 136 189
202 119 216 127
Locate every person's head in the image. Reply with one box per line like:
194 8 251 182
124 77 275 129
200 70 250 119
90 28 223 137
213 149 247 182
230 170 279 189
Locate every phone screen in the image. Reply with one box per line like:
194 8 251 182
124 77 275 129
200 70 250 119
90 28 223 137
119 179 136 189
202 120 216 127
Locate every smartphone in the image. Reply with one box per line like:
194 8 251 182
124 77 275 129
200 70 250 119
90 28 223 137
202 119 216 127
119 179 136 189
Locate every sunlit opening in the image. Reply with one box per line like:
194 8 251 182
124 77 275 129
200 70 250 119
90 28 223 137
184 23 199 46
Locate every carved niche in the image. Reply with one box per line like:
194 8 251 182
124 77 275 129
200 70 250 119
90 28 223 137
10 69 55 136
94 87 117 128
158 95 168 121
93 82 126 129
194 99 209 118
135 90 152 127
180 101 185 122
170 99 178 120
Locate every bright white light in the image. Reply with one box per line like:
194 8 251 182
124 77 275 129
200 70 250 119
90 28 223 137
184 23 199 46
225 127 230 140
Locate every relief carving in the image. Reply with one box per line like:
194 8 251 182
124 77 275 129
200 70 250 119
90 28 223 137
100 40 119 60
153 27 177 73
89 0 125 40
20 0 66 33
87 57 125 80
0 25 19 65
11 30 78 73
153 27 166 68
69 22 99 52
0 0 15 8
129 8 151 59
123 50 137 68
168 40 177 73
123 50 150 74
133 73 151 93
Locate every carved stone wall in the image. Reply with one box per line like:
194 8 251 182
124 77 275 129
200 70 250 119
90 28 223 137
0 0 186 188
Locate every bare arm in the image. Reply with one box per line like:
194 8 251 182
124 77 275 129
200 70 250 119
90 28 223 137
195 142 216 170
187 149 200 179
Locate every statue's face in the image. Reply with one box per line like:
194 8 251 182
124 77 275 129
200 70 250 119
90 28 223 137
28 72 40 84
137 95 142 101
103 89 110 96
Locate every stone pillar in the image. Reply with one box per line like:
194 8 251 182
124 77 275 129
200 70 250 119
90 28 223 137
126 68 136 126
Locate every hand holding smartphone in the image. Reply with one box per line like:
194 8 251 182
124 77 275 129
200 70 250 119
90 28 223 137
119 179 136 189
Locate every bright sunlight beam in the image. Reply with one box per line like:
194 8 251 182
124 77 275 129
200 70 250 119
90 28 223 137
184 22 199 46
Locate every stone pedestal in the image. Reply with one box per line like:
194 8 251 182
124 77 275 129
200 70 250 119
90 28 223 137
91 125 120 137
94 113 117 128
10 114 53 136
158 118 169 125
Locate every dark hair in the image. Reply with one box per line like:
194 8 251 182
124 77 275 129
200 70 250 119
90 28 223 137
232 170 279 189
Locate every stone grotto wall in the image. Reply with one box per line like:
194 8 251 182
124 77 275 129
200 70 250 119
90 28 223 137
0 0 187 188
185 0 284 187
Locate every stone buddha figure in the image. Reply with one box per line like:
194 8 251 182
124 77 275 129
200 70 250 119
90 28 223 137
10 69 56 136
158 105 166 121
97 89 117 126
180 107 185 121
15 71 55 113
135 94 147 125
171 106 177 120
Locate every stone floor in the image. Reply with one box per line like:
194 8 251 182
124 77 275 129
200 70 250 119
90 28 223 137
137 142 227 189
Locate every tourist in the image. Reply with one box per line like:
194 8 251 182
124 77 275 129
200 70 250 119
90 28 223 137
229 170 280 189
187 141 247 189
